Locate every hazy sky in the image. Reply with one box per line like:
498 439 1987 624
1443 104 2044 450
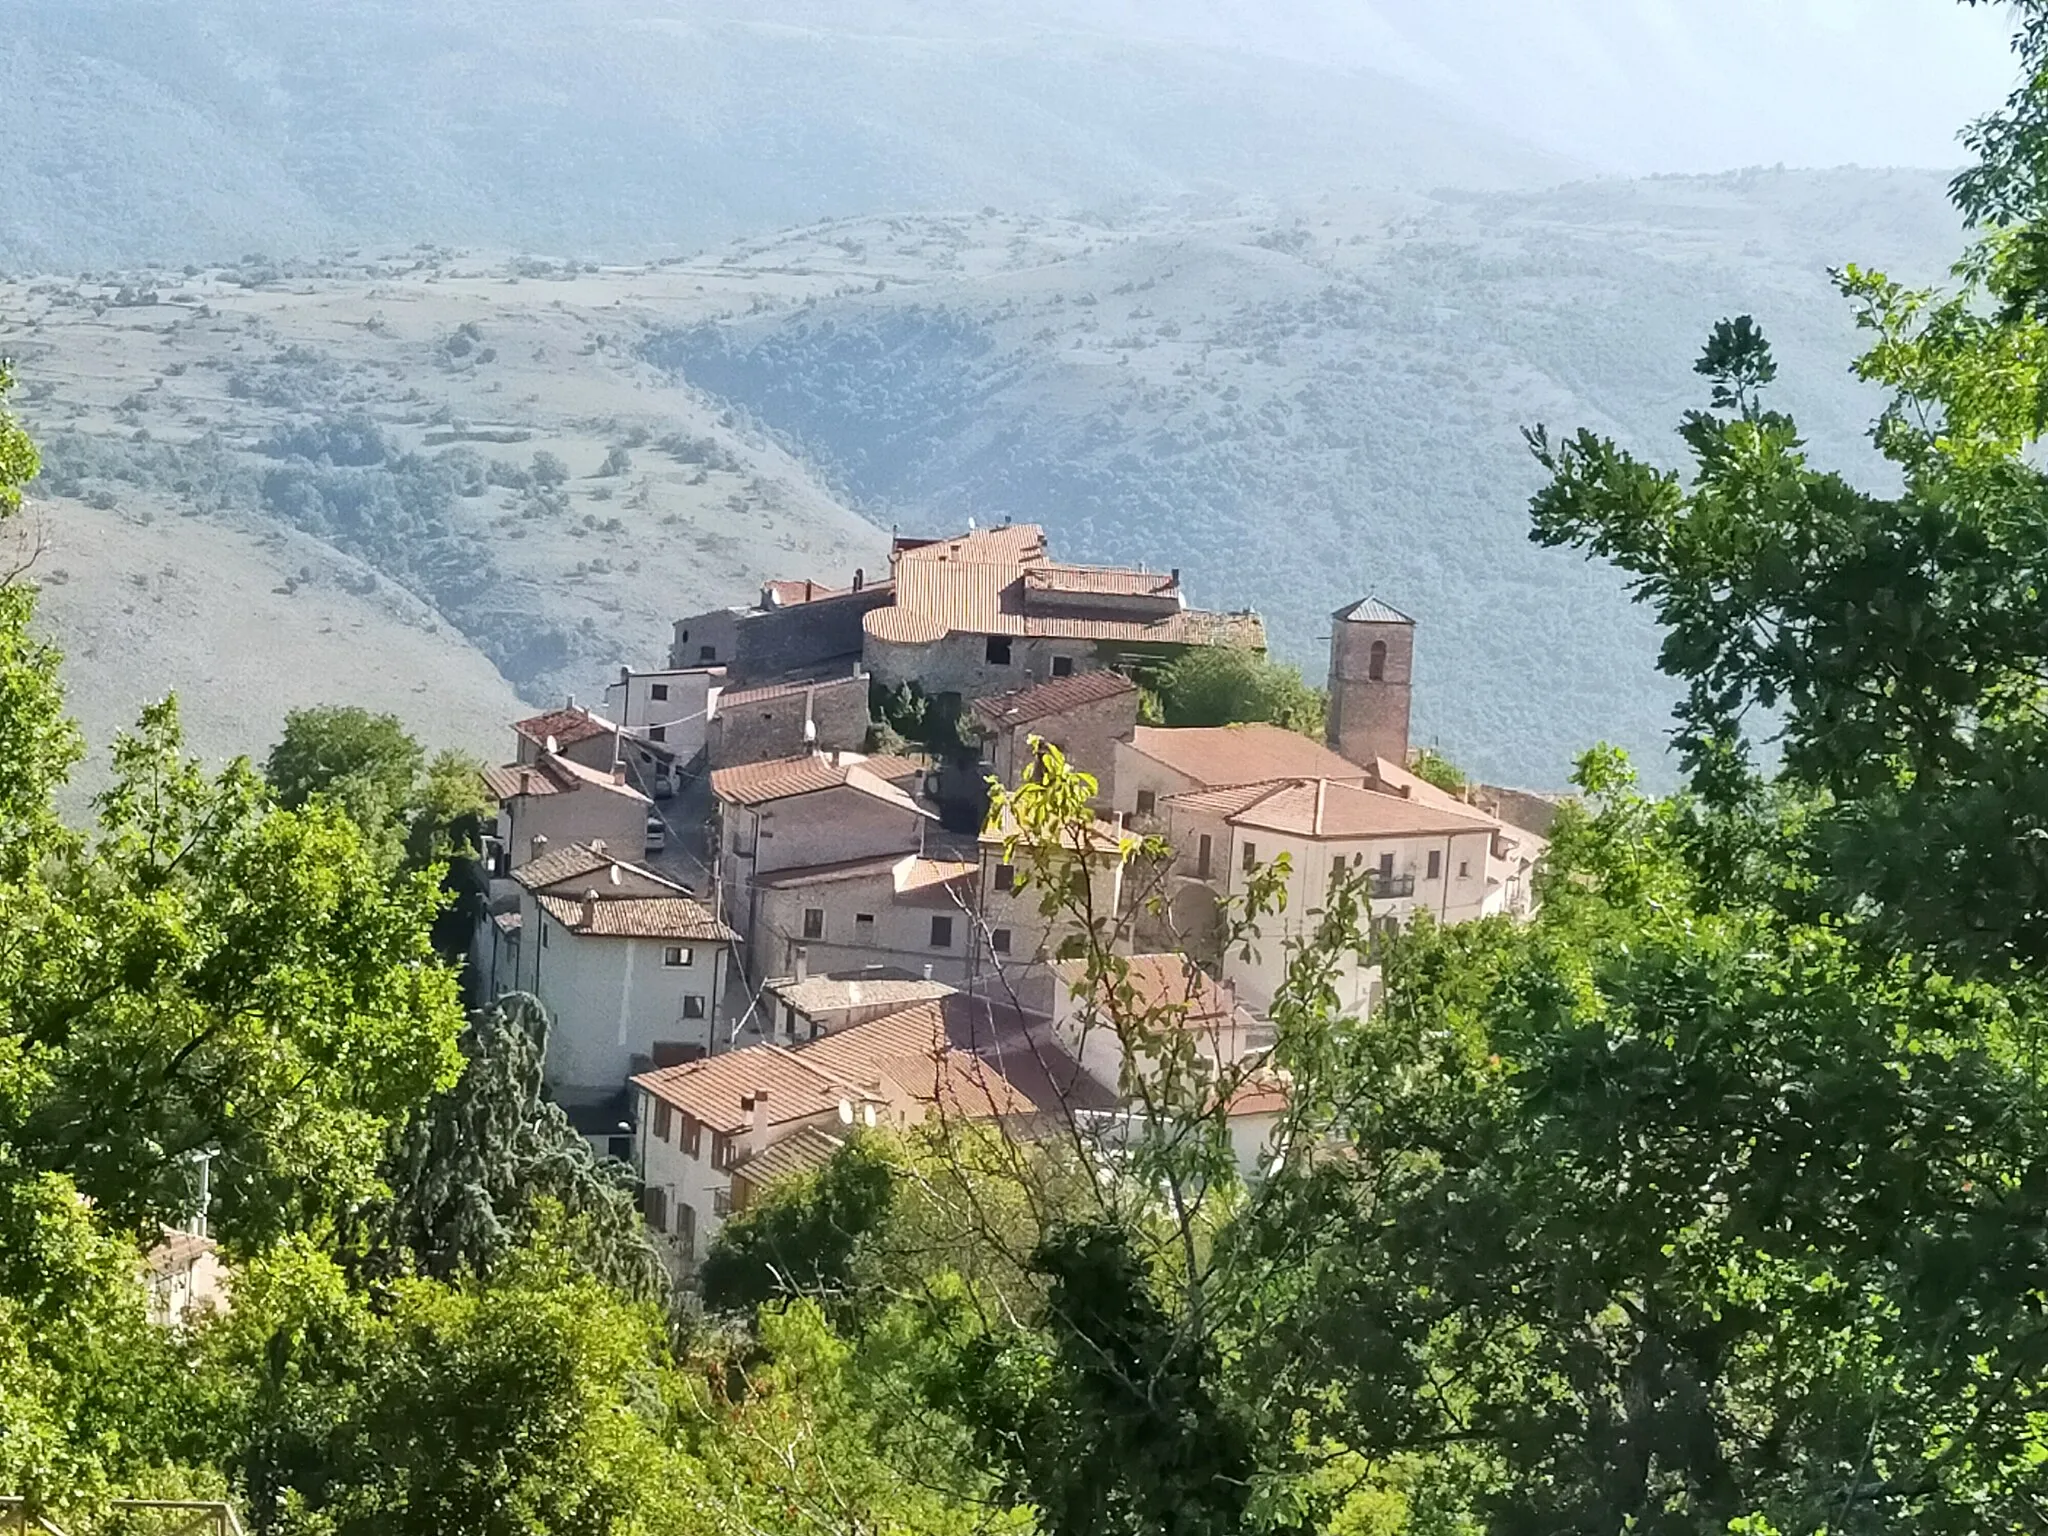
1050 0 2024 173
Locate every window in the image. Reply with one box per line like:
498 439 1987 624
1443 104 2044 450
802 908 825 940
682 994 706 1020
1135 789 1157 817
711 1134 732 1170
1051 655 1074 677
1427 850 1442 880
991 928 1012 954
653 1100 673 1141
649 725 667 743
1458 860 1470 879
855 912 875 932
663 945 694 968
985 635 1013 665
607 1134 632 1162
713 1188 733 1217
993 863 1016 893
1368 640 1387 681
677 1202 696 1260
642 1185 668 1233
682 1117 702 1157
698 644 716 663
930 915 954 949
650 682 670 702
1242 841 1259 873
1197 834 1213 880
1378 851 1396 878
652 1040 701 1067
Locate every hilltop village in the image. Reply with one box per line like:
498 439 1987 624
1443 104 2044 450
465 524 1553 1265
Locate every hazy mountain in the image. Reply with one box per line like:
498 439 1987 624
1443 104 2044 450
646 172 1965 786
1 0 1573 272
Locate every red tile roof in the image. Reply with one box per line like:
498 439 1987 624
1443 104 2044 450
512 708 618 750
709 753 925 811
1128 725 1371 790
636 1048 849 1135
971 669 1140 731
481 752 648 803
1022 565 1177 598
535 894 733 941
1169 777 1498 841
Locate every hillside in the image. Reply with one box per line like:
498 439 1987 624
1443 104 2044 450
6 169 1966 787
0 0 1571 274
645 171 1967 786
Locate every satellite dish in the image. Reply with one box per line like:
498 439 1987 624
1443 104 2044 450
544 734 559 754
803 715 818 743
609 865 622 886
837 1099 854 1125
863 1103 878 1128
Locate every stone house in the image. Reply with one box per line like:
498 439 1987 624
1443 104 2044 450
749 853 979 985
707 671 872 768
710 752 935 955
971 669 1141 813
670 572 893 678
968 811 1130 1013
481 750 651 872
476 840 735 1111
1113 724 1372 825
630 994 1044 1266
1159 776 1509 1012
860 525 1264 707
604 666 723 769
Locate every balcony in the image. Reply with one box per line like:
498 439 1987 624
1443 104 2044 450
1367 872 1416 900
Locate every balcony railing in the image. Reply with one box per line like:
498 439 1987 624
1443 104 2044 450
1367 872 1416 900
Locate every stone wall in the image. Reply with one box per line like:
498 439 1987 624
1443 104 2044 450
709 674 871 767
732 587 895 683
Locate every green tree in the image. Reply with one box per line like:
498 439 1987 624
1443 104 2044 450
698 1133 898 1317
265 705 489 873
1151 647 1326 738
352 996 664 1302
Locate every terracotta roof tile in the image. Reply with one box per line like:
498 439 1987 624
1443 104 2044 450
1022 565 1177 598
710 754 926 811
732 1124 847 1187
1129 725 1371 790
481 753 647 804
512 708 619 749
635 1048 848 1135
766 969 957 1016
972 670 1140 730
1169 777 1498 840
535 894 734 941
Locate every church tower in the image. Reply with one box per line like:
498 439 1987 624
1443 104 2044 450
1326 598 1415 770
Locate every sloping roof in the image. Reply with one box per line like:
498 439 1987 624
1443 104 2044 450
873 525 1262 649
1172 777 1498 841
972 670 1140 731
512 841 612 890
636 1048 850 1135
1055 952 1241 1027
481 752 649 804
804 999 1041 1119
1128 725 1372 791
752 852 914 890
535 894 733 941
766 969 957 1017
715 673 866 710
513 708 619 750
710 754 928 813
1368 757 1479 815
1333 597 1415 625
893 857 978 909
1022 565 1177 598
731 1124 847 1188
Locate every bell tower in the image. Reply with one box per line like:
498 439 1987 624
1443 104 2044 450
1326 597 1415 770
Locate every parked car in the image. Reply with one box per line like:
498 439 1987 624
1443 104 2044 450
644 815 667 854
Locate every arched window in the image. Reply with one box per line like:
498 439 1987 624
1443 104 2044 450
1368 640 1387 681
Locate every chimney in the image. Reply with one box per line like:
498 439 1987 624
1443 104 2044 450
582 889 600 928
1170 566 1180 586
566 693 576 710
590 838 607 857
619 666 630 685
852 567 864 592
794 945 809 983
612 768 627 784
748 1090 771 1160
530 833 549 861
922 962 934 981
